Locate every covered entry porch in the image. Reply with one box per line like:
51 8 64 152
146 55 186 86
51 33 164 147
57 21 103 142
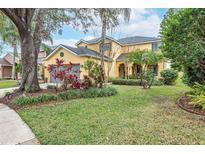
116 53 159 79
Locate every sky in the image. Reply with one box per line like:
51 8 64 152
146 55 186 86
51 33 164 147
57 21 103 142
0 8 168 57
49 8 168 47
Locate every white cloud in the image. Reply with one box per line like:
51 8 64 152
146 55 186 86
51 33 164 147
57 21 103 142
83 36 96 40
86 8 162 38
115 8 162 38
46 38 79 47
48 8 162 47
46 35 96 48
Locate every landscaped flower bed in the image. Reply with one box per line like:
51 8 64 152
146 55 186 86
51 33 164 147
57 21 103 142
16 87 117 106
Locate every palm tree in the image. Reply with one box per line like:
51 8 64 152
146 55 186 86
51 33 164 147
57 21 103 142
0 14 19 80
94 8 131 87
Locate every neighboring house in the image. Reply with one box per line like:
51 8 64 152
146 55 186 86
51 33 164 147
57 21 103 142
43 35 166 83
0 51 48 80
0 53 20 79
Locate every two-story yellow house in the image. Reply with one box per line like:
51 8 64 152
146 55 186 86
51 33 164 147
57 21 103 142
43 35 166 83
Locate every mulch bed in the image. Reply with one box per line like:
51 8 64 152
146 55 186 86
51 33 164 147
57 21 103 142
0 89 61 111
177 95 205 116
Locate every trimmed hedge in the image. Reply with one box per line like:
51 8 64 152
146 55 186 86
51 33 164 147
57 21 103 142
111 79 163 86
112 79 142 85
16 87 117 105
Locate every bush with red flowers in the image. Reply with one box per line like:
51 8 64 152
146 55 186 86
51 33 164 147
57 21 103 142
47 58 87 91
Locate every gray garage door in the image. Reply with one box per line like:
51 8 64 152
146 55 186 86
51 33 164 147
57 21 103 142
50 64 80 83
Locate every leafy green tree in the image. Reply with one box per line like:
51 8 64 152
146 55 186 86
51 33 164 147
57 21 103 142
0 9 95 92
160 8 205 86
93 8 131 87
128 49 163 89
0 13 19 80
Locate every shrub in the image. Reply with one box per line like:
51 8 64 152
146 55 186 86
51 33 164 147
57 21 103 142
47 58 85 91
188 82 205 110
160 69 178 85
16 87 117 105
112 79 142 86
16 94 57 105
152 79 164 86
111 79 162 86
189 95 205 110
83 59 102 87
57 89 82 100
82 87 117 98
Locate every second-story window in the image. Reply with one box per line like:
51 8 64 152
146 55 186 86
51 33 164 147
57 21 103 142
100 43 112 51
152 42 158 51
152 42 162 52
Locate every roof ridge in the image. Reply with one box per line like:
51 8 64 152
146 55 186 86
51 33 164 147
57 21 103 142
118 35 159 40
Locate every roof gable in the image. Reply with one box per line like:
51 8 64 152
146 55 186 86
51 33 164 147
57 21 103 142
75 36 122 46
45 44 112 61
45 45 78 60
0 58 12 66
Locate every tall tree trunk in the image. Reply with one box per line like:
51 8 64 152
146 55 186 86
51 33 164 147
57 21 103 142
11 42 17 80
33 9 45 82
1 8 40 92
19 29 40 92
99 9 107 88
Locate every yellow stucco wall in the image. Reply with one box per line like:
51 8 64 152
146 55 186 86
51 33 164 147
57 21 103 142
43 47 112 82
44 40 165 82
121 43 152 53
44 47 88 82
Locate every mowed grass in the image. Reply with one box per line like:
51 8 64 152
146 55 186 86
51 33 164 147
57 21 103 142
0 80 19 89
19 83 205 144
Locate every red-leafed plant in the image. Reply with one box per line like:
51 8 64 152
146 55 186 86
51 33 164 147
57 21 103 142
47 58 87 91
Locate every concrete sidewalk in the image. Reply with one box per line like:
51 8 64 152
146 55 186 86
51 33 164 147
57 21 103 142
0 83 56 98
0 103 39 145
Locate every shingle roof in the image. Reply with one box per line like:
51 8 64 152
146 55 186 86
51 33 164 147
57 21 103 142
77 35 160 46
117 36 160 44
57 44 112 61
116 53 128 61
0 58 12 66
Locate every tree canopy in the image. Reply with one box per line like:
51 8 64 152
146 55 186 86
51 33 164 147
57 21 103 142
160 8 205 86
0 8 96 92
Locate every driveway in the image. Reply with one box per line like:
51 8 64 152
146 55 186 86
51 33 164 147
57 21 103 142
0 103 39 145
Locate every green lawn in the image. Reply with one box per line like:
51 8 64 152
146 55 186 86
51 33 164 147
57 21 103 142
19 83 205 144
0 80 19 89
